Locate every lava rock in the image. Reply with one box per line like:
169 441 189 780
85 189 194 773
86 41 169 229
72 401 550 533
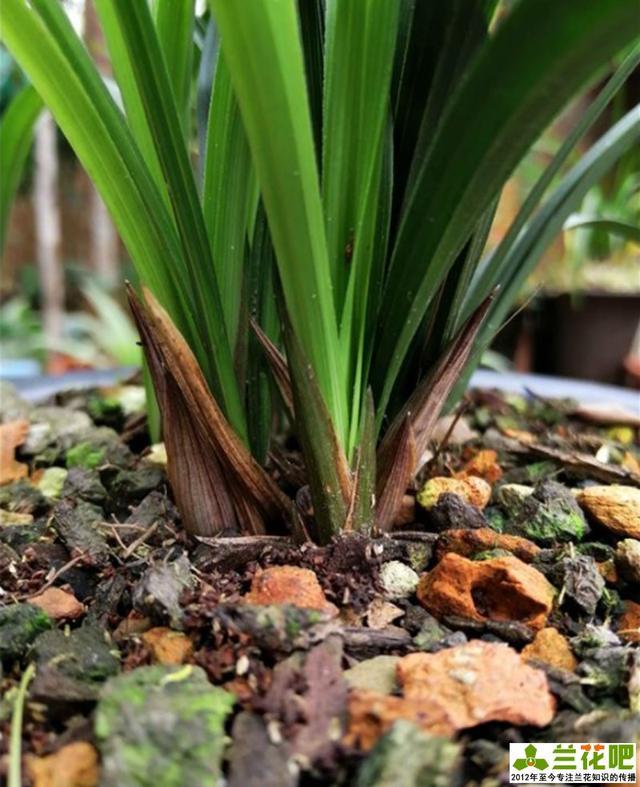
95 665 234 787
0 603 52 662
52 499 109 565
427 492 487 532
0 479 48 515
555 555 605 617
33 625 119 682
133 554 194 628
417 553 554 631
61 467 108 505
108 466 165 504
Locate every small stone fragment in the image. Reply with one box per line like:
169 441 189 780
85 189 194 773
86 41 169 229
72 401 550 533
108 465 165 503
244 565 338 615
0 602 52 661
417 476 491 510
133 554 194 628
95 665 234 787
36 466 68 499
345 655 400 694
0 508 34 525
146 442 168 466
417 553 554 630
142 627 193 665
615 539 640 584
435 527 540 563
380 561 419 600
33 625 119 682
355 720 461 787
0 419 29 484
0 381 31 421
522 627 577 672
431 415 478 446
503 480 588 543
30 587 85 621
455 449 503 484
497 483 534 513
346 641 554 749
617 600 640 643
26 741 100 787
366 598 404 629
427 493 488 532
23 407 92 455
61 468 107 505
559 555 605 616
52 499 109 564
576 484 640 539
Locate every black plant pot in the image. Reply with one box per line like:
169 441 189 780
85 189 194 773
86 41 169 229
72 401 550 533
533 293 640 386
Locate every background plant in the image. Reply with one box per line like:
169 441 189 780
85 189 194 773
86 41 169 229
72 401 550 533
2 0 639 542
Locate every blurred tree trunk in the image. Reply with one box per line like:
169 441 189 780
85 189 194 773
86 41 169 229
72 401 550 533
33 111 64 365
85 0 119 288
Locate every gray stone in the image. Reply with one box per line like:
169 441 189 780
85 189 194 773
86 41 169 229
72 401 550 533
344 655 399 694
52 499 109 564
22 407 92 454
133 554 194 628
380 561 419 600
33 625 120 682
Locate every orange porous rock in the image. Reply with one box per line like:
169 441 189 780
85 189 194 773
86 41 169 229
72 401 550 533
417 552 554 630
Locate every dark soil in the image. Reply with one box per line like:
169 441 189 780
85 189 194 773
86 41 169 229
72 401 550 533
0 382 638 786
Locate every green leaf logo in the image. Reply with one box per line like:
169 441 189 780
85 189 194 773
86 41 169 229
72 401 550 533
513 744 549 771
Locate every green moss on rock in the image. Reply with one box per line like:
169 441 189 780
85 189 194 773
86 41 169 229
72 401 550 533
66 441 106 470
0 603 52 661
95 665 234 787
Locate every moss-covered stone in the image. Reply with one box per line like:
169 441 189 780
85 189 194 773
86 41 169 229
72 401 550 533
108 467 165 504
66 441 106 470
33 625 120 681
95 665 234 787
356 720 461 786
36 466 68 499
0 603 52 661
502 480 588 544
62 468 108 505
0 479 48 515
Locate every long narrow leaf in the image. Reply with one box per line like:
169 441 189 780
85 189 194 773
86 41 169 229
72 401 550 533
153 0 195 133
0 85 42 252
209 0 347 444
109 0 247 440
